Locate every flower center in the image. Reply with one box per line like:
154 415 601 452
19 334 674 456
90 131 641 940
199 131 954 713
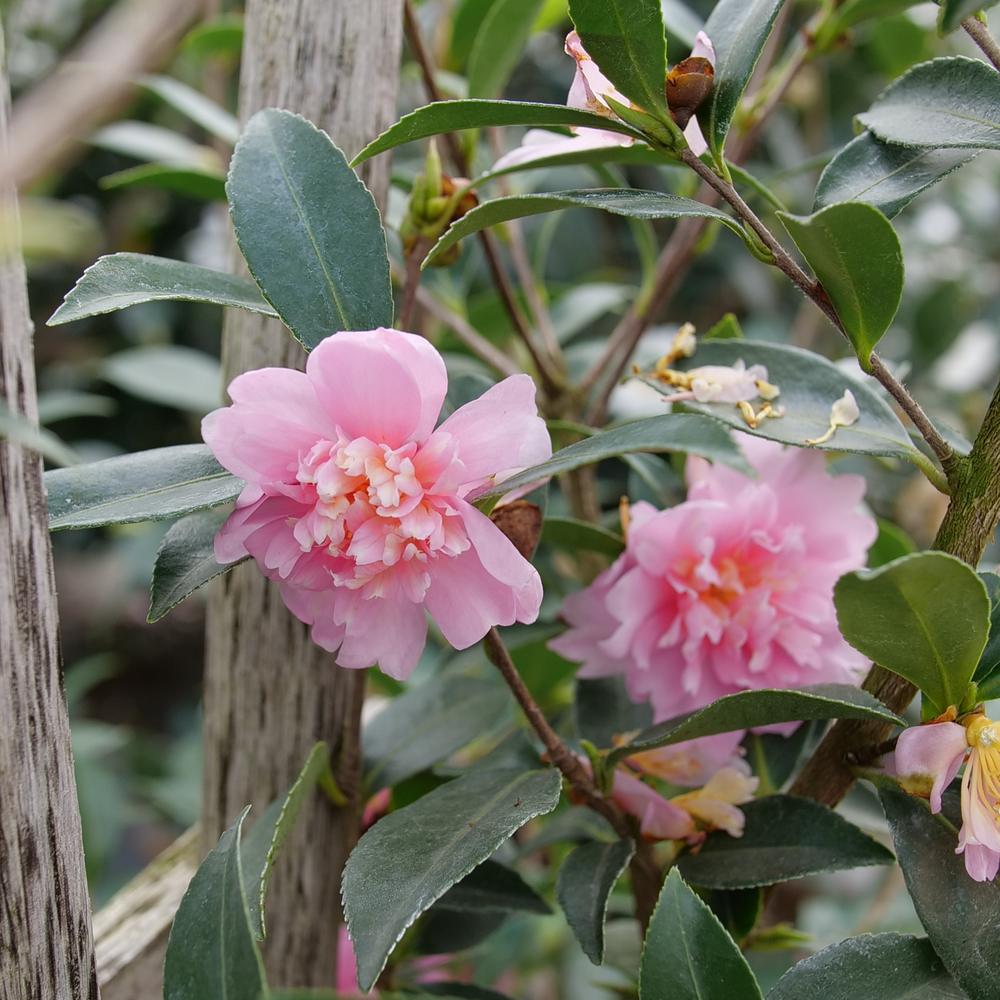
290 432 469 600
968 715 1000 749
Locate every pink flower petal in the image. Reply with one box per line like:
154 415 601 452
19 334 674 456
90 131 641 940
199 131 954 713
896 722 968 813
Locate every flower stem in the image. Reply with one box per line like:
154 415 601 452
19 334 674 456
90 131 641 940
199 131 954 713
484 627 663 930
964 15 1000 74
398 235 432 332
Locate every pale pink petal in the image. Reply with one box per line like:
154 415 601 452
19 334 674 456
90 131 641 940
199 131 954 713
960 842 1000 882
306 328 447 447
611 770 696 840
336 926 367 998
335 595 428 679
896 722 968 813
684 115 709 156
692 31 716 65
434 375 551 490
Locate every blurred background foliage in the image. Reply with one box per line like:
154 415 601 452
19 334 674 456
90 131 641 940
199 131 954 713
4 0 999 993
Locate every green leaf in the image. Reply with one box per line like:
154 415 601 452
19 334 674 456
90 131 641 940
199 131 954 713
661 0 704 47
814 131 976 220
704 313 744 340
182 13 244 62
704 888 763 945
639 868 763 1000
350 101 644 166
139 74 240 145
99 163 228 201
240 743 334 940
767 932 963 1000
556 837 635 965
362 674 512 793
148 507 239 623
702 0 786 164
427 189 745 264
45 444 244 530
667 339 922 463
418 908 507 954
469 0 547 98
541 516 625 557
834 551 991 712
451 0 501 68
162 808 266 1000
973 572 1000 699
47 252 277 326
0 399 82 468
436 858 551 913
89 120 217 169
878 782 1000 1000
868 517 917 569
575 676 653 750
940 0 1000 34
568 0 671 121
100 345 222 414
741 719 825 794
480 141 666 183
857 56 1000 150
343 767 561 991
518 806 618 855
606 685 903 770
478 412 751 501
676 794 894 889
814 0 927 48
228 109 392 349
777 203 903 368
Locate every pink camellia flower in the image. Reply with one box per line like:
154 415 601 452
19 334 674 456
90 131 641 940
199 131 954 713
551 437 877 727
493 31 714 172
895 720 967 813
202 328 551 679
898 716 1000 882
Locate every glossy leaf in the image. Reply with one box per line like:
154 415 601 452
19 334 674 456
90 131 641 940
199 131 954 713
940 0 1000 34
878 782 1000 1000
478 413 751 501
768 932 963 1000
704 888 763 945
240 742 334 940
451 0 501 67
518 806 618 855
48 252 276 326
639 868 763 1000
973 572 1000 700
868 517 917 569
814 131 976 219
556 837 635 964
469 0 547 98
148 507 239 623
606 685 903 770
541 516 625 557
667 340 921 462
362 674 512 793
575 676 653 749
427 189 744 264
835 551 991 712
778 203 903 368
139 74 240 145
569 0 671 120
100 345 222 414
857 56 1000 150
45 444 244 530
162 808 266 1000
418 907 507 953
702 0 786 163
436 858 551 913
351 101 644 166
228 108 392 349
676 794 894 889
343 767 561 992
99 163 228 200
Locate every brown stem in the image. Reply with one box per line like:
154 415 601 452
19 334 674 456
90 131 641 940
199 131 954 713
403 0 562 396
484 627 663 930
398 236 431 332
964 15 1000 74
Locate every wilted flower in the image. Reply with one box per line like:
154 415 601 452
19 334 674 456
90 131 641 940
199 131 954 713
656 358 771 405
670 764 759 837
551 437 877 723
202 328 550 679
805 389 860 446
898 715 1000 882
493 31 714 172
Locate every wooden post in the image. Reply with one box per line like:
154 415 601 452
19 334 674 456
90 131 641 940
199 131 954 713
0 23 98 1000
202 0 404 987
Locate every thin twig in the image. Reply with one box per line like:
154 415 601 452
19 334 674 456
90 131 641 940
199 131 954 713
484 627 663 930
398 236 432 332
389 258 520 377
403 0 562 394
964 15 1000 74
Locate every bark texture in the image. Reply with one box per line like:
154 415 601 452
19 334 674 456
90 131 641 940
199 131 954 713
0 24 97 1000
202 0 403 987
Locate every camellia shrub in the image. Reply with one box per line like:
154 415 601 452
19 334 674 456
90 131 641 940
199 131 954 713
39 0 1000 997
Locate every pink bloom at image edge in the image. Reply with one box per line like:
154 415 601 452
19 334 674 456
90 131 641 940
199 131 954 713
492 30 715 172
551 436 877 784
897 718 1000 882
202 328 551 680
